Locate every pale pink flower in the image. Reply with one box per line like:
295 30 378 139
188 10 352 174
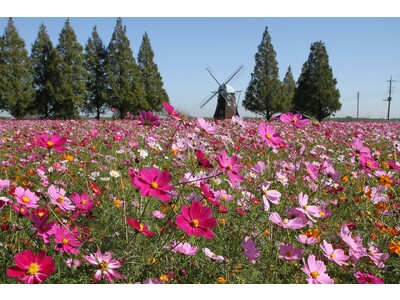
304 161 319 180
301 255 334 284
203 248 224 262
169 241 198 256
47 185 75 212
295 192 321 221
279 112 309 128
0 179 10 190
151 210 166 219
367 245 389 269
296 234 319 245
320 240 349 266
269 211 307 229
261 181 281 211
197 118 218 134
83 249 126 283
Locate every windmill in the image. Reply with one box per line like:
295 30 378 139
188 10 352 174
200 65 244 119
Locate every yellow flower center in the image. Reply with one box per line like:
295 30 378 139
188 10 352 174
100 260 108 271
159 274 169 282
311 271 319 279
151 181 158 189
266 134 271 140
38 212 44 217
226 165 233 171
330 253 335 258
292 117 297 123
27 263 39 275
62 238 69 244
22 196 30 203
190 219 199 228
46 141 54 147
139 223 144 231
81 199 87 205
57 196 65 203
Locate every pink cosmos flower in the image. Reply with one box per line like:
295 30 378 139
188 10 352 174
126 216 156 237
130 167 173 202
359 155 380 173
269 211 307 229
354 271 384 284
53 225 81 255
66 258 81 269
296 234 319 245
83 249 126 284
175 201 217 239
351 138 371 159
0 179 10 190
34 133 67 153
279 243 302 260
195 149 213 169
241 236 260 262
32 216 57 245
71 191 95 211
169 241 198 256
279 112 309 128
163 102 180 118
261 181 281 211
295 192 321 221
47 185 75 212
203 248 224 262
151 210 166 219
197 118 218 134
249 161 266 175
304 161 319 180
258 122 282 148
320 240 349 266
301 255 334 284
339 224 367 262
367 245 389 269
215 150 244 187
7 249 56 284
14 187 40 209
137 110 161 126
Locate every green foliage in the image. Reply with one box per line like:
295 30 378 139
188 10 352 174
30 23 59 119
83 26 109 119
137 32 169 112
243 26 289 120
106 18 147 119
282 65 296 109
54 19 86 119
0 18 34 119
294 41 341 121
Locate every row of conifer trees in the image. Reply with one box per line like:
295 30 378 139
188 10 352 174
0 17 169 119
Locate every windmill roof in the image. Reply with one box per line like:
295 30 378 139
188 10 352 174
224 84 236 93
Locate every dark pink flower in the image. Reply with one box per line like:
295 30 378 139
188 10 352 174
137 110 160 126
71 191 95 211
33 133 67 152
163 102 180 118
215 150 244 187
175 201 217 239
130 167 173 202
53 225 81 255
7 249 55 284
354 271 384 284
126 216 156 237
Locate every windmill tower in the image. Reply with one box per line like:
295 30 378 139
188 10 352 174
200 65 244 119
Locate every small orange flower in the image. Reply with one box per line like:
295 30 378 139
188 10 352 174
216 276 226 284
388 240 400 255
378 175 393 187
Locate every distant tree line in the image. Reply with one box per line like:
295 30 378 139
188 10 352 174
0 18 169 119
243 26 341 121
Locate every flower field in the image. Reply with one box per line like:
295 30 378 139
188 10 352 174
1 106 400 284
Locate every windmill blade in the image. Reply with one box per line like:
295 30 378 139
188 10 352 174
224 64 244 85
206 66 221 86
199 91 218 109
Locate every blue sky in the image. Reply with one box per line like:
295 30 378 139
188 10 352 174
1 2 400 119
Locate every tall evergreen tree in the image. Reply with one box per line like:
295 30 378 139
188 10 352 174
293 41 341 121
30 23 59 119
137 32 169 112
54 18 85 119
83 26 108 119
282 65 296 110
106 18 147 119
0 18 34 118
242 26 289 120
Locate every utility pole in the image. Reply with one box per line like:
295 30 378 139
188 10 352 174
383 76 396 121
357 91 359 121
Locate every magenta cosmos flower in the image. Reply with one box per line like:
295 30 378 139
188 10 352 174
279 243 302 260
280 112 309 128
14 186 40 209
34 133 67 152
163 102 180 118
215 150 244 187
301 255 334 284
175 201 217 239
53 225 82 255
258 122 282 148
241 236 260 262
137 110 161 126
130 167 173 202
354 271 384 284
7 249 55 284
126 216 156 237
83 249 126 284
